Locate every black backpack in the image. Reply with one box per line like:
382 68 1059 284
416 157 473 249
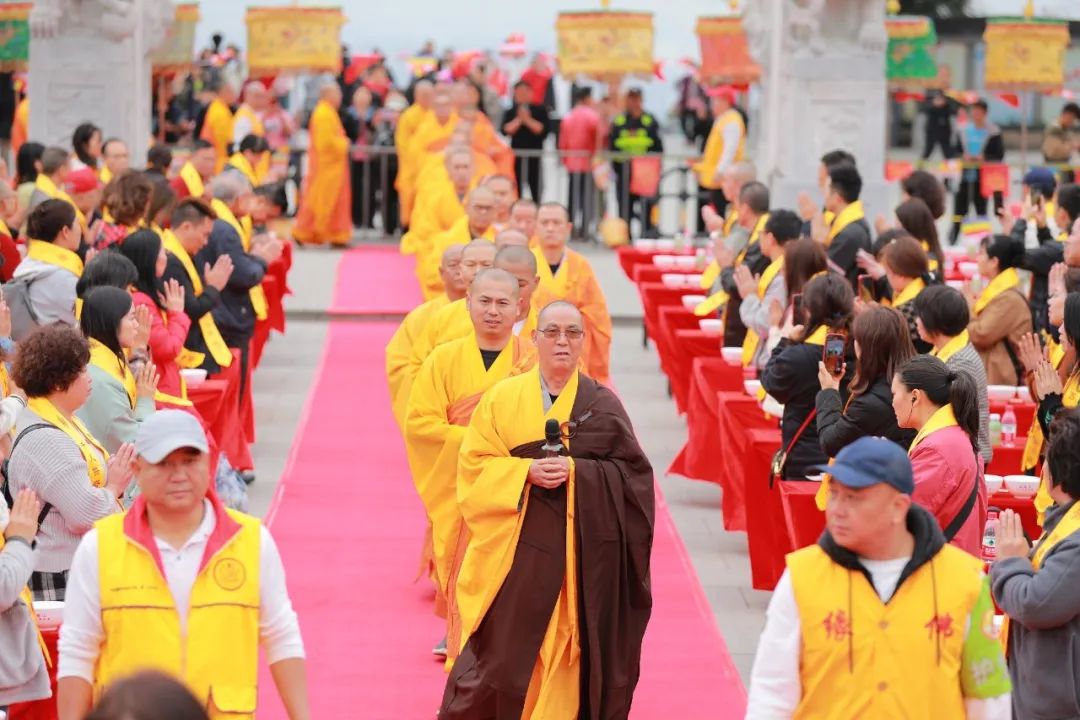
1 424 55 525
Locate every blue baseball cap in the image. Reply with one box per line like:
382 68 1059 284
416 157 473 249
1023 167 1057 196
813 436 914 494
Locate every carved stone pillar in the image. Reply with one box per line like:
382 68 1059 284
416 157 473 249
744 0 890 215
27 0 174 164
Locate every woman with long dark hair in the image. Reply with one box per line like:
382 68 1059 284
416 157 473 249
119 230 191 404
895 196 944 274
969 233 1033 385
75 286 158 455
892 354 987 555
1032 292 1080 438
881 234 933 353
761 273 854 479
816 305 916 457
14 142 45 230
71 123 102 171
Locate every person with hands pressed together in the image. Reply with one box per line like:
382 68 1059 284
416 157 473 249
56 410 309 720
439 301 653 719
967 234 1032 386
7 324 134 601
991 409 1080 720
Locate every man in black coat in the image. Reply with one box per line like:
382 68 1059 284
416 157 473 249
822 162 871 291
720 181 771 348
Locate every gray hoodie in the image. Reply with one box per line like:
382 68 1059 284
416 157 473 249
991 499 1080 719
0 535 50 705
12 255 78 328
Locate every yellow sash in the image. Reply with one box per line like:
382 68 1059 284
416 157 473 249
824 201 864 246
99 165 112 185
973 267 1020 316
211 199 269 321
179 162 204 198
1022 343 1066 480
34 174 87 228
161 230 233 368
88 338 136 410
1033 500 1080 569
740 256 785 366
698 211 741 290
227 152 259 186
26 240 83 277
25 397 108 487
738 213 769 265
932 330 970 363
891 277 925 308
909 403 958 454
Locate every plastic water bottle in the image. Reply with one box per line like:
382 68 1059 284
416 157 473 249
1001 406 1017 447
989 413 1002 447
982 508 1000 562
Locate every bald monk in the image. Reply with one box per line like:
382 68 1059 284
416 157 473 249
232 81 272 182
484 174 516 231
401 88 459 224
439 301 654 719
405 267 536 658
421 186 497 300
414 127 496 200
509 198 538 244
386 243 466 430
456 81 516 178
491 244 540 338
494 228 529 250
200 82 237 174
395 80 435 224
532 203 613 384
294 82 352 246
170 139 216 201
401 147 475 258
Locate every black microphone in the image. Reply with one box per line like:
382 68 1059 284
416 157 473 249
541 418 563 457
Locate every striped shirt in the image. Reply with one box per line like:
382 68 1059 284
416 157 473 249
945 344 993 464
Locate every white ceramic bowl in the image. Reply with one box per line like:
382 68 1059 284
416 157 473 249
653 254 678 269
699 318 723 334
987 385 1016 403
181 368 208 388
32 600 64 628
984 474 1003 495
958 261 979 277
633 239 657 252
661 273 686 288
1004 474 1039 498
744 379 762 397
1014 386 1032 403
674 255 697 270
945 279 965 291
655 239 677 252
682 294 707 311
721 347 742 363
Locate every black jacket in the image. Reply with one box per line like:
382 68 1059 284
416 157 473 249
828 218 872 290
815 378 917 459
720 238 770 348
161 252 224 375
761 337 854 479
1016 218 1064 335
195 219 267 346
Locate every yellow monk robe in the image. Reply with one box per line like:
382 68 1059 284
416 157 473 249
233 104 271 181
405 334 535 628
532 247 613 384
10 97 28 159
454 368 581 716
386 294 451 431
394 104 431 223
468 113 515 179
695 109 745 190
199 97 234 174
420 217 495 300
293 100 352 246
400 112 459 224
400 178 470 257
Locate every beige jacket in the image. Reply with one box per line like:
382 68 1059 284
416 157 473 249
968 288 1032 386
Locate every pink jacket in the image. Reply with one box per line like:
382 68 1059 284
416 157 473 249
909 424 987 556
131 290 192 400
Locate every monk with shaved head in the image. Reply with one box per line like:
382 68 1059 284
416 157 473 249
419 186 497 299
509 198 538 244
494 229 529 250
400 85 460 226
401 146 476 259
405 264 536 659
294 81 351 245
493 244 540 336
483 174 516 229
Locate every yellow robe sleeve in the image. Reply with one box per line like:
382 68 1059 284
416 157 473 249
574 259 613 383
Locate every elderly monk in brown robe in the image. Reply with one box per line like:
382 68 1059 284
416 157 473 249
440 300 654 720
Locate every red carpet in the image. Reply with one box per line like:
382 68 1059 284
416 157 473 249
257 250 746 717
331 245 421 314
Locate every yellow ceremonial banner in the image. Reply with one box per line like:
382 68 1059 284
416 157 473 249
152 3 200 73
556 11 653 77
246 6 345 76
983 18 1069 90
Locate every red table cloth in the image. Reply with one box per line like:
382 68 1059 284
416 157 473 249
668 357 744 484
988 401 1035 433
7 624 59 719
616 245 693 279
716 392 778 533
669 329 724 414
655 306 703 410
631 264 701 286
988 491 1040 540
779 481 826 552
205 350 253 471
987 439 1026 476
639 282 697 346
745 427 788 590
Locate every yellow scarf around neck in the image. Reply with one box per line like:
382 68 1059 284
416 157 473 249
161 230 233 368
26 396 108 487
825 200 864 246
891 276 925 308
933 330 970 363
738 257 786 366
26 240 83 277
88 338 136 410
973 267 1020 315
179 162 205 198
211 199 268 321
1033 500 1080 569
227 152 259 186
909 403 958 454
35 174 86 227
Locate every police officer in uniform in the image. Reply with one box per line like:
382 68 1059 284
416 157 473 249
609 88 664 237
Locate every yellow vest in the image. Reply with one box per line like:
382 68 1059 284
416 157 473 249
697 109 746 189
787 543 984 720
94 508 261 718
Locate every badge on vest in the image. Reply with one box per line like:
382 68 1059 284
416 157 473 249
213 558 247 591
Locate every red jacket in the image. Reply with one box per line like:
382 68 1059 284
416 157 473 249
909 424 987 556
131 290 192 400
